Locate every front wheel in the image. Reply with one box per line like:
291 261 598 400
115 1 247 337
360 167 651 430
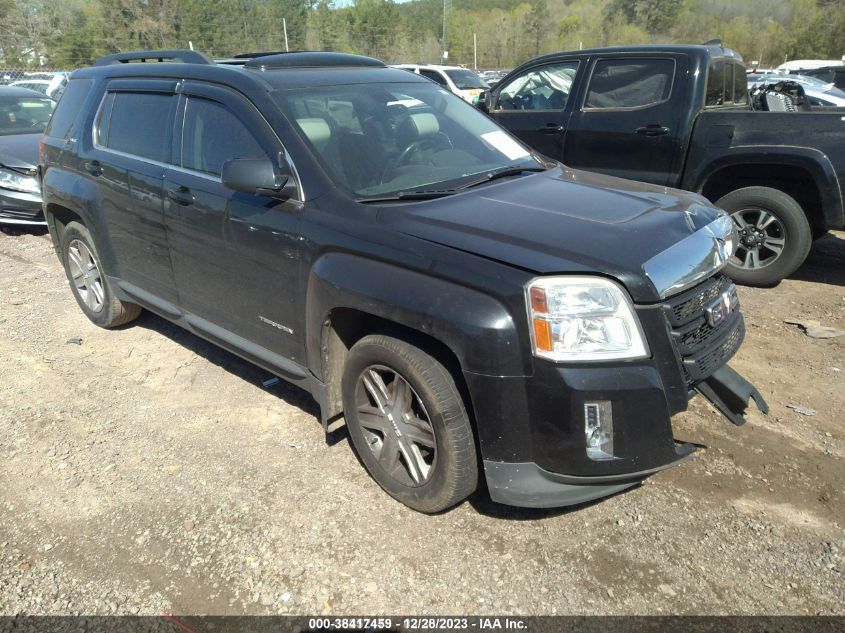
716 186 812 287
342 334 478 513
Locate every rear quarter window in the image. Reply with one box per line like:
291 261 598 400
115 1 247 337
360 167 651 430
45 78 93 140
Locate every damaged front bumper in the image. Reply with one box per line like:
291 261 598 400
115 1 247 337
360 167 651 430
696 364 769 426
482 364 768 509
467 274 768 509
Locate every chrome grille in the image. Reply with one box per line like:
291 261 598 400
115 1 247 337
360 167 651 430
664 275 743 386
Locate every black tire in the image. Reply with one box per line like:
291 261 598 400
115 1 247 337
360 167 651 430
60 221 141 328
342 334 478 513
716 186 812 287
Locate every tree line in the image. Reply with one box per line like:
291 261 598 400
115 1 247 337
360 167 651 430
1 0 843 70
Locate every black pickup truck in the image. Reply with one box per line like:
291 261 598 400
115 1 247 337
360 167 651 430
479 43 845 286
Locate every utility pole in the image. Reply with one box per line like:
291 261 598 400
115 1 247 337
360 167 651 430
442 0 448 61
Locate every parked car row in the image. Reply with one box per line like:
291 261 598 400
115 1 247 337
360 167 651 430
0 86 55 226
32 48 768 513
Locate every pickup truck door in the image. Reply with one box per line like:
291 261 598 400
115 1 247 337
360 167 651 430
487 60 582 161
164 84 305 364
562 54 689 186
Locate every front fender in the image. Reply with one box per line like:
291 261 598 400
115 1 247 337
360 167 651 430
305 252 531 379
684 147 845 229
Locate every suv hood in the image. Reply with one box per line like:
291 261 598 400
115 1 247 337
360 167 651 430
379 166 730 303
0 133 40 170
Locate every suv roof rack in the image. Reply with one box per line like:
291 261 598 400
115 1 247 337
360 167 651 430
215 52 288 66
93 49 213 67
244 51 385 70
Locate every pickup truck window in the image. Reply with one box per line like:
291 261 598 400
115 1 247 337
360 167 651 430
706 61 748 107
181 97 266 176
496 61 578 111
584 58 674 110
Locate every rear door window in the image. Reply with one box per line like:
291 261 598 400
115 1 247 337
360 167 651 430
585 58 675 109
102 92 175 162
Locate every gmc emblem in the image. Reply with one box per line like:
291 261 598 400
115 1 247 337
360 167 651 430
705 284 740 327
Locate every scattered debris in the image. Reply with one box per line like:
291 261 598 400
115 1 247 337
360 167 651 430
784 319 845 339
183 520 195 532
786 404 816 416
65 338 83 345
262 376 280 387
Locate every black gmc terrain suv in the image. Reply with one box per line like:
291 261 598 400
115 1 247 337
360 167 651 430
41 50 767 513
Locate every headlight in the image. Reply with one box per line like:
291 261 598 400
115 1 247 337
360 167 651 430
526 276 649 362
0 167 39 194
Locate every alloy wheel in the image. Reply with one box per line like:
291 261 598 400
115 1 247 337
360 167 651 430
730 208 787 270
67 239 105 313
355 365 437 487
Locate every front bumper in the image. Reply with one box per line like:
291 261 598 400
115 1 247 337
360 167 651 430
0 188 45 226
483 447 695 508
466 276 767 509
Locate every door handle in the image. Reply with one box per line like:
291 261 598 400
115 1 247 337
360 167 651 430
538 124 565 134
636 124 670 137
84 160 102 177
166 186 194 206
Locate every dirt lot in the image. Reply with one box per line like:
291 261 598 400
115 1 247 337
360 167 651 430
0 227 843 617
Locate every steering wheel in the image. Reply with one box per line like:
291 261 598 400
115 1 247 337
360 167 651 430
381 134 453 184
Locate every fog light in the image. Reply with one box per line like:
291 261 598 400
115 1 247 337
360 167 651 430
584 401 615 460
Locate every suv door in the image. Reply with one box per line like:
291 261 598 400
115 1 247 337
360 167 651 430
487 60 581 161
562 55 689 186
165 83 305 363
89 81 179 304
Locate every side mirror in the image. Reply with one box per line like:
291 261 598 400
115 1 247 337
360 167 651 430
476 90 490 113
221 157 290 196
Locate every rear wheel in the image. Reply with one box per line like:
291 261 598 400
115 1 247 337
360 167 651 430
60 221 141 328
717 186 812 287
342 334 478 513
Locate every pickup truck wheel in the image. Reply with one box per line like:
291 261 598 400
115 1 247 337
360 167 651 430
60 222 141 328
716 187 812 287
342 334 478 513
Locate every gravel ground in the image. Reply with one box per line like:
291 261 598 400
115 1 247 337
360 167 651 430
0 228 843 616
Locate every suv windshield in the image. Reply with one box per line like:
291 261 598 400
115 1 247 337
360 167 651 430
445 69 489 90
0 96 55 135
274 82 542 198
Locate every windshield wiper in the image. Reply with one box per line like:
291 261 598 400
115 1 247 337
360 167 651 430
358 189 459 203
456 165 548 191
357 166 548 203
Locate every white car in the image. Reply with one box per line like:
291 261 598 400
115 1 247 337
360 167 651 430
391 64 489 103
9 73 68 100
